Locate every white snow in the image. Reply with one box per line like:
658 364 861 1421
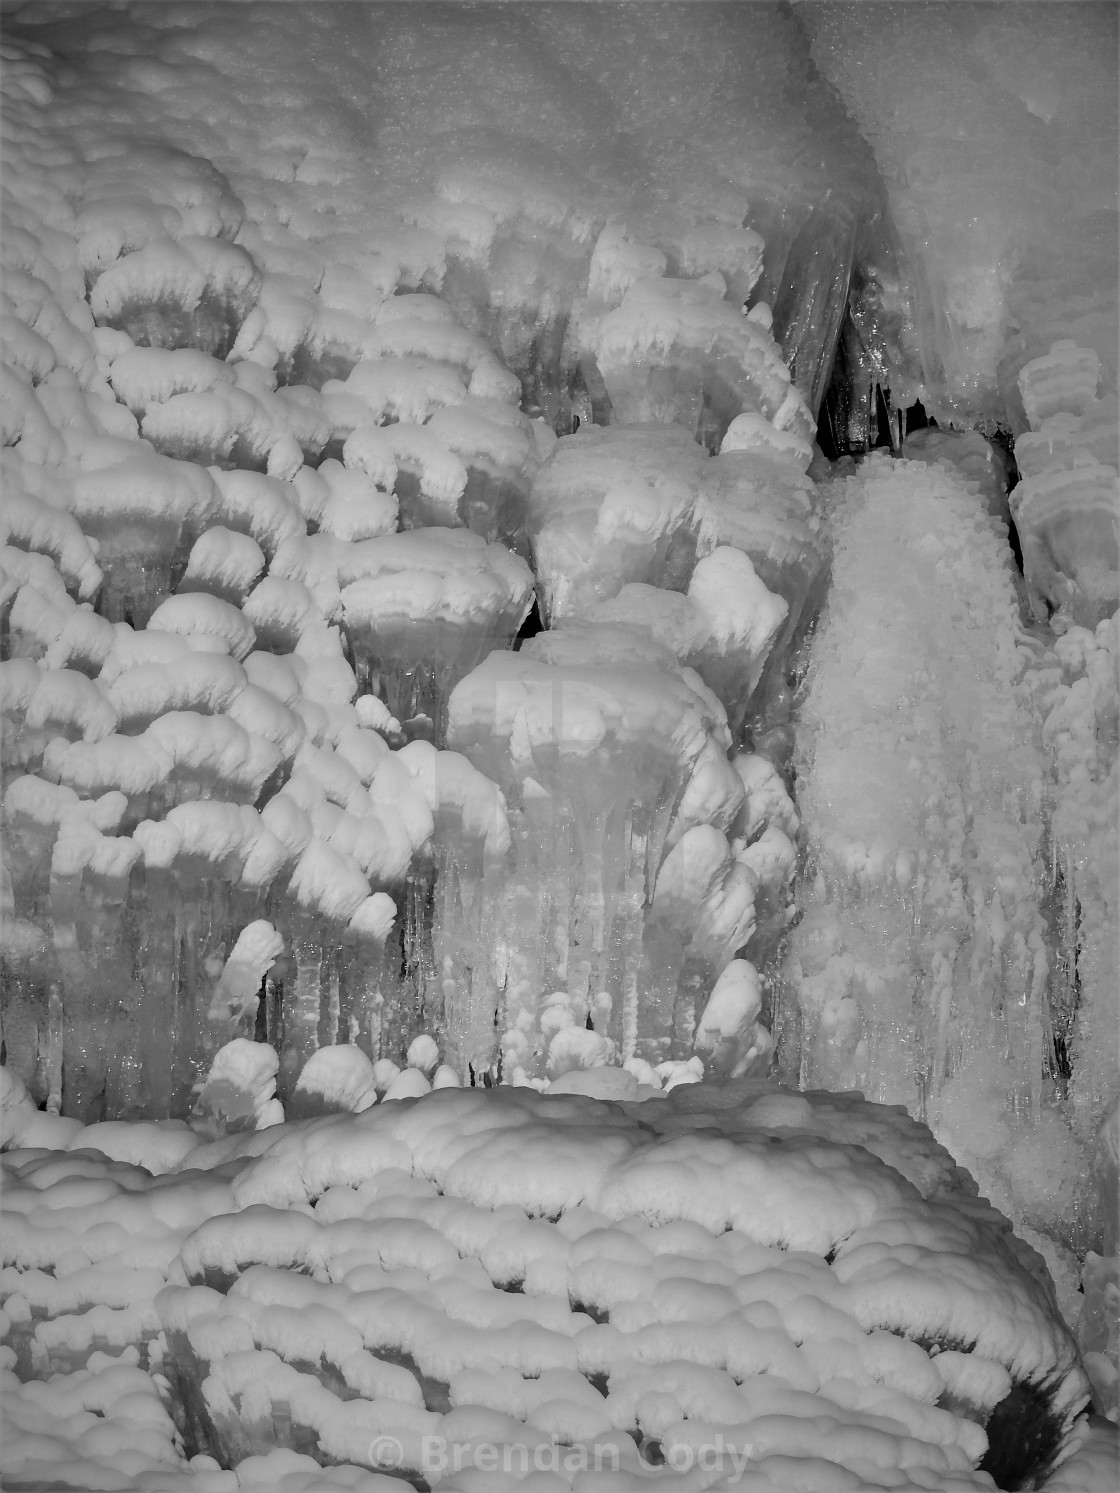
2 1078 1098 1489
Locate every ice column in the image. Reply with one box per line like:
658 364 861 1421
397 740 512 1078
785 452 1078 1231
131 804 284 1116
50 817 142 1123
447 629 738 1079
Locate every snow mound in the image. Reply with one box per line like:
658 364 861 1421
0 1079 1096 1491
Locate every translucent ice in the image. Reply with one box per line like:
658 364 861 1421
397 740 511 1077
89 235 261 361
593 275 794 445
338 529 534 740
447 628 739 1075
527 423 707 622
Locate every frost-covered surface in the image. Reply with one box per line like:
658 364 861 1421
798 1 1119 430
782 434 1118 1409
0 1076 1102 1490
785 453 1087 1237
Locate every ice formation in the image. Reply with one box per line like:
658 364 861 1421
787 453 1059 1202
0 0 1117 1485
1 1 834 1116
0 1077 1104 1491
795 3 1118 431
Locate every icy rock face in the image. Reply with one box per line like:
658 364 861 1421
192 1036 283 1138
396 742 511 1079
0 1080 1096 1490
0 3 1117 1486
440 598 799 1082
696 438 830 734
341 0 879 424
591 275 793 444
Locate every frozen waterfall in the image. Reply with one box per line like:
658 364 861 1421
783 449 1099 1249
0 2 1118 1482
1 0 1115 1223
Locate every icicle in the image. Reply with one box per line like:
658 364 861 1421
340 930 386 1059
130 865 182 1118
45 983 63 1116
616 825 647 1064
279 908 326 1096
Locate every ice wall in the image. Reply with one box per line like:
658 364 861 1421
0 2 847 1116
2 1 882 423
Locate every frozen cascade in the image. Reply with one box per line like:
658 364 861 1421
0 0 1113 1158
0 2 1118 1482
784 451 1096 1245
446 628 756 1079
0 0 831 1112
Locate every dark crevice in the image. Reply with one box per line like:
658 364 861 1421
905 398 932 436
979 1379 1067 1490
252 976 269 1043
514 594 544 649
569 1296 609 1325
990 427 1026 576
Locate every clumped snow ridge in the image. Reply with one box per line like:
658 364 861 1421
0 1077 1096 1490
